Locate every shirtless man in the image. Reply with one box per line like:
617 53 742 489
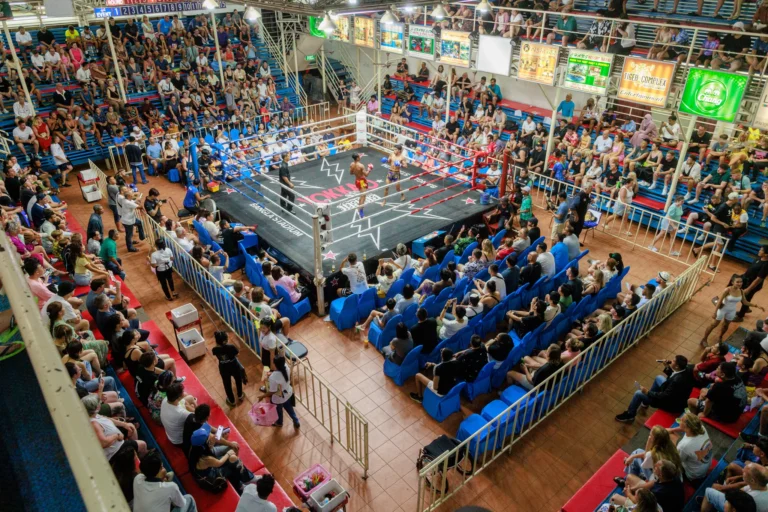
350 153 371 218
381 145 406 206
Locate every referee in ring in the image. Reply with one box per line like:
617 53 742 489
279 153 295 214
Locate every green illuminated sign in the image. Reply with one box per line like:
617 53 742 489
678 68 747 123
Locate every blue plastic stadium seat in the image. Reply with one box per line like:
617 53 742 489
423 382 466 422
464 362 494 402
275 284 311 324
457 413 499 456
384 345 423 386
369 313 403 351
329 295 357 331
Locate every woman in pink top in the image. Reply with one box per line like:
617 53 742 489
23 258 54 310
8 220 48 267
271 266 306 303
69 43 85 69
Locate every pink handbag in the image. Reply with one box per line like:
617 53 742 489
248 400 278 426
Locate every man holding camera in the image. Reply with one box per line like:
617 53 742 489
143 188 167 223
615 355 694 423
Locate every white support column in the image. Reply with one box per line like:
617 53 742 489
312 214 326 316
445 66 452 124
3 21 34 114
210 12 226 90
320 44 327 97
293 32 300 100
376 49 382 110
665 115 698 211
104 19 127 103
544 80 563 166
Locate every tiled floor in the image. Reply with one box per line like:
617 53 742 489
59 172 765 512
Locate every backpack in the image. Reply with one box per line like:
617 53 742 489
148 390 166 423
733 380 748 410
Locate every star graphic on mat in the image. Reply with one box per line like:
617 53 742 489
223 188 237 194
330 277 339 287
323 250 338 260
464 197 476 205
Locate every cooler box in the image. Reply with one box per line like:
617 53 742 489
207 181 220 192
178 328 206 360
293 464 332 502
170 304 199 328
81 184 102 202
306 479 348 512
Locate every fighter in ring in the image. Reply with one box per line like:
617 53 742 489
381 144 406 206
350 153 372 218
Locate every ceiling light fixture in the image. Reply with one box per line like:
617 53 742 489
476 0 492 13
202 0 217 10
318 13 338 33
430 4 448 19
381 10 397 24
244 6 261 21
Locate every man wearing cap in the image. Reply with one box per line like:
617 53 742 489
133 450 197 512
688 361 747 423
711 23 752 72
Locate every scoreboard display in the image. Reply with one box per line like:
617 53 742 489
94 1 224 17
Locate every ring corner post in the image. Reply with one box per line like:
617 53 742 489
356 111 368 147
312 212 327 316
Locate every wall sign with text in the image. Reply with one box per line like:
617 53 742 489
517 42 559 86
679 68 747 123
563 49 613 95
380 23 404 54
407 25 435 61
353 16 376 48
438 30 471 68
617 57 675 107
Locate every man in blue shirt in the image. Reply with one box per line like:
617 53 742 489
551 191 569 241
552 151 567 181
146 137 163 175
158 15 173 36
556 93 575 121
486 77 502 104
183 179 209 213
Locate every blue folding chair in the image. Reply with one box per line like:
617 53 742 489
456 242 478 265
423 382 466 422
329 295 358 331
369 313 403 351
438 250 455 270
414 265 439 287
464 362 494 402
550 242 569 274
491 229 507 248
400 267 415 286
402 303 419 328
275 285 311 324
377 279 405 308
457 414 499 456
356 288 377 322
384 345 423 386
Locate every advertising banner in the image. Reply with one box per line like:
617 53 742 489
517 42 559 85
679 68 747 123
329 16 351 42
477 35 513 76
407 25 435 60
439 30 472 68
353 16 376 48
563 49 613 95
617 57 675 107
380 23 404 53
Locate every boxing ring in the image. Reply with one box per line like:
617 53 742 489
208 112 493 313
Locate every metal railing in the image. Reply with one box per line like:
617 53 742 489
0 230 130 512
514 167 727 281
139 211 370 476
322 54 345 104
257 18 308 108
416 255 709 512
0 128 12 157
88 159 110 200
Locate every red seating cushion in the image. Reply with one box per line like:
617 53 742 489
643 409 678 430
561 449 628 512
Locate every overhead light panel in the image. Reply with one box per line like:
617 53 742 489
431 4 448 19
244 6 261 21
318 13 338 33
476 0 491 13
403 5 415 12
348 0 357 4
381 10 397 24
202 0 217 9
